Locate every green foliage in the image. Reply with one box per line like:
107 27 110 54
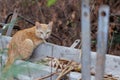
47 0 57 7
0 61 44 80
113 33 120 45
0 48 8 55
118 17 120 22
1 63 28 80
92 39 97 44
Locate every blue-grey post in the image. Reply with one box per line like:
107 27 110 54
6 9 18 36
81 0 91 80
95 5 110 80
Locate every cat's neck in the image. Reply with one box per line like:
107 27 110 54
25 27 39 39
27 27 36 32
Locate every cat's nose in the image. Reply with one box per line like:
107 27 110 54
45 35 49 39
44 36 47 39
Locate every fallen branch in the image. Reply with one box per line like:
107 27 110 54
56 66 74 80
56 61 80 80
40 57 81 80
34 71 59 80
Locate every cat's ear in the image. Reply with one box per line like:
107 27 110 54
35 21 41 29
48 21 53 29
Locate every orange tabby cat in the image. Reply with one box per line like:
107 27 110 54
4 21 53 71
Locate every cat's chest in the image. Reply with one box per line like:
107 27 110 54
26 34 43 46
32 38 43 46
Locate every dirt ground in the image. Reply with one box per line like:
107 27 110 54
0 0 120 56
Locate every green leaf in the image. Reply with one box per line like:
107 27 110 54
47 0 57 7
0 61 45 80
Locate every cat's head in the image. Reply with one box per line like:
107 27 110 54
35 21 53 39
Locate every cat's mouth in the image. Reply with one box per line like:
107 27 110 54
40 36 48 40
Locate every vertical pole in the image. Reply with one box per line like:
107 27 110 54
6 9 18 36
81 0 91 80
95 5 110 80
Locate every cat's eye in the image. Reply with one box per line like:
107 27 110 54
40 32 43 34
46 32 50 34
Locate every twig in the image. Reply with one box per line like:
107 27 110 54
108 31 115 54
56 67 74 80
56 61 74 80
35 71 59 80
